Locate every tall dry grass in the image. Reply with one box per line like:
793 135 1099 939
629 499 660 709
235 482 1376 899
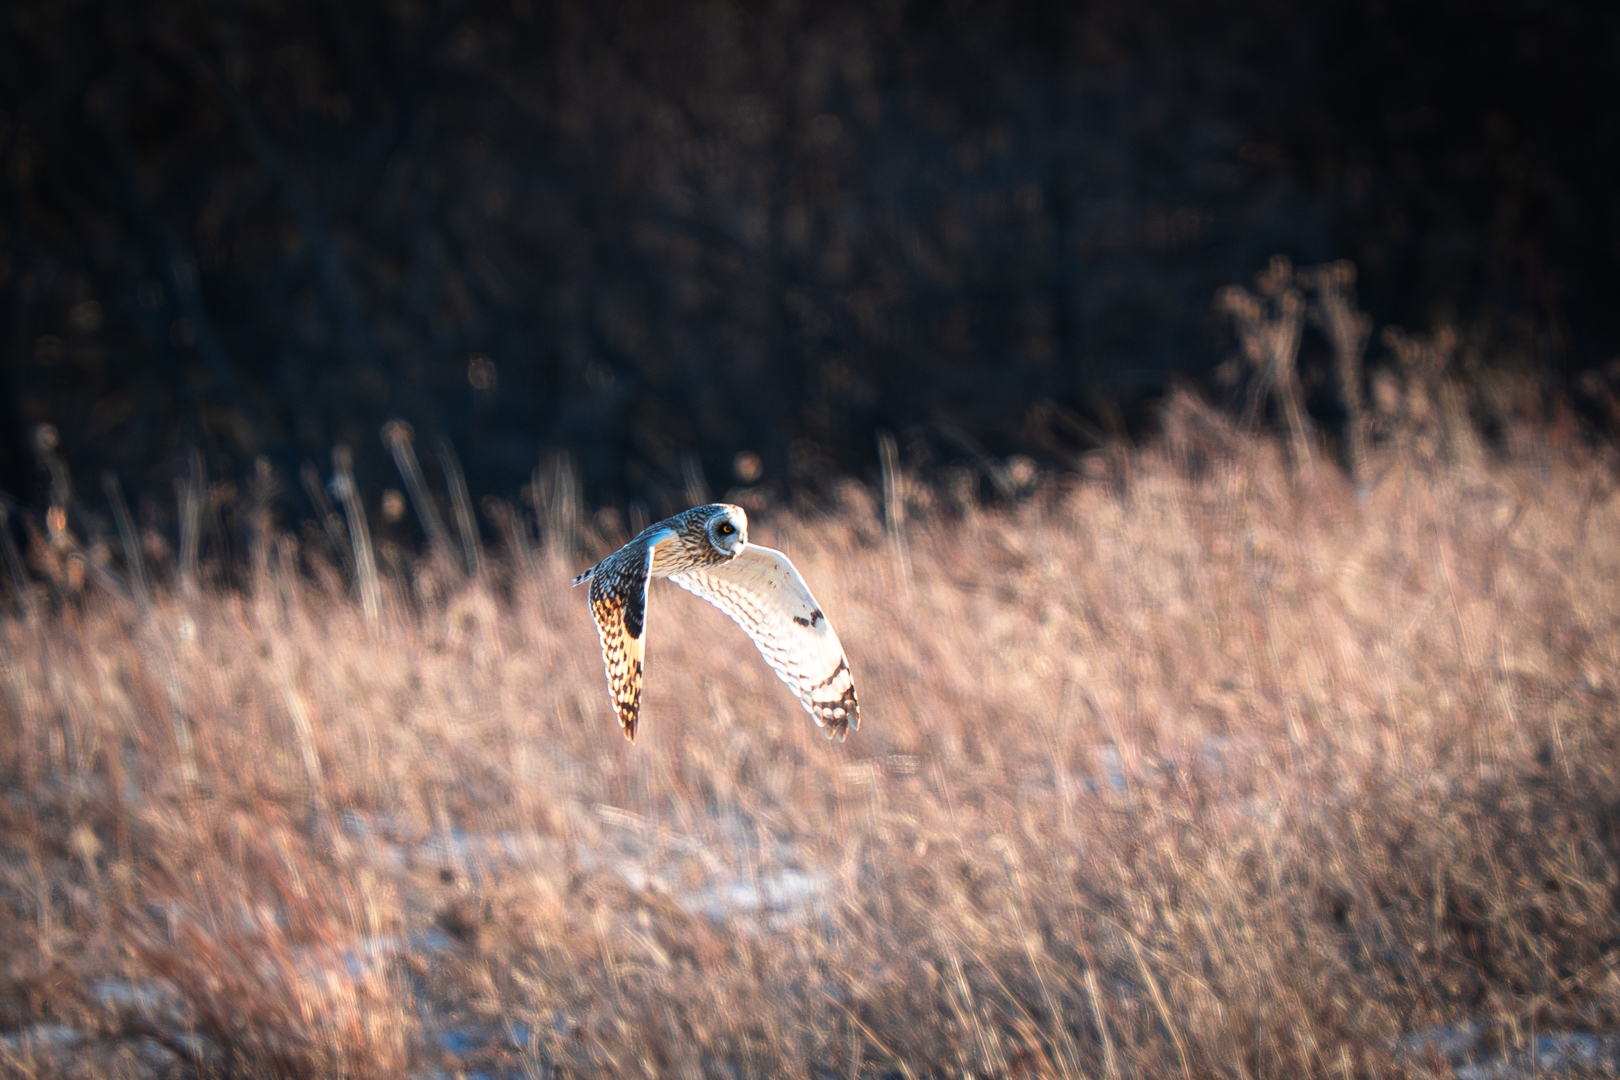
3 397 1619 1078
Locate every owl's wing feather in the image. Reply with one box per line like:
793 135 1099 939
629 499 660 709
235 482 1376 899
587 529 674 740
669 544 859 739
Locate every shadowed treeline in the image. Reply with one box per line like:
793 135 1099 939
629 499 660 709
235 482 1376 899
3 0 1618 515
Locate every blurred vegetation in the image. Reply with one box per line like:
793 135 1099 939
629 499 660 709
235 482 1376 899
5 414 1620 1077
2 0 1617 518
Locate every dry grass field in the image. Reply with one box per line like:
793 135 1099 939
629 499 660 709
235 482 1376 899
3 393 1620 1078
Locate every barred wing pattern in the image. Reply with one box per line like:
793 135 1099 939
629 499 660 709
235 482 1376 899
583 531 671 740
669 544 859 739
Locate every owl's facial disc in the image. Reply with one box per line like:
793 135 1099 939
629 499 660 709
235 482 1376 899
707 505 747 556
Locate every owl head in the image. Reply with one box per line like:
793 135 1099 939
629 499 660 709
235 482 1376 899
702 503 748 557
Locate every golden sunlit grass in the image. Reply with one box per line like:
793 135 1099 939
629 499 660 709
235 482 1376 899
3 395 1620 1078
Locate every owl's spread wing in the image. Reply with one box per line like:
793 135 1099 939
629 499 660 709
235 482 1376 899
586 530 674 740
669 544 859 739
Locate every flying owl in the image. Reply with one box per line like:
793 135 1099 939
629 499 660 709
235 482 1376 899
572 503 859 742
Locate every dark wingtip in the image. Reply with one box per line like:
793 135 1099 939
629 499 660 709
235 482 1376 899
821 711 851 741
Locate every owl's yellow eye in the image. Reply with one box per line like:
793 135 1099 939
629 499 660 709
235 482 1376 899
718 523 735 536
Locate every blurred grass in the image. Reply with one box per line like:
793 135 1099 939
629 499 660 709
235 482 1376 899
3 396 1620 1077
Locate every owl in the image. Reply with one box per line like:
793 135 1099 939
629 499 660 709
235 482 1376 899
572 503 860 742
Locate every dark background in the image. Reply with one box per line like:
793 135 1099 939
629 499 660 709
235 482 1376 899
3 0 1617 520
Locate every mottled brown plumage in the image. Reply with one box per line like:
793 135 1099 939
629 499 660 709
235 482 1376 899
573 503 860 741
